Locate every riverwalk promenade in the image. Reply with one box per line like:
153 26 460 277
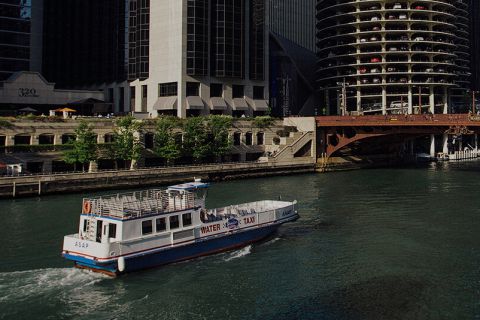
0 159 315 198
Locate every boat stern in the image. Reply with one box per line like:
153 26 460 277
274 200 299 223
62 234 118 276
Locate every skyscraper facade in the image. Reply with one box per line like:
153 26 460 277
128 0 269 118
0 0 35 81
316 0 473 115
42 0 128 89
268 0 316 53
470 0 480 91
41 0 129 112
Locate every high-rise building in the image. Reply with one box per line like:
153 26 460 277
41 0 129 112
316 0 473 115
128 0 269 118
470 0 480 91
0 0 39 81
267 0 319 116
268 0 316 53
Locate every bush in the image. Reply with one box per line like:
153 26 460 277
253 116 275 129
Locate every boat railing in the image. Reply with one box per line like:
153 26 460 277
83 188 202 219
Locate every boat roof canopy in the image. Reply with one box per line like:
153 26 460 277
168 182 210 192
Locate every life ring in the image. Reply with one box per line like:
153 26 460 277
83 200 91 214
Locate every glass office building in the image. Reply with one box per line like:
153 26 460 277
0 0 32 81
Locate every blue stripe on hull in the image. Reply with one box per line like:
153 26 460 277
123 225 277 273
65 225 278 275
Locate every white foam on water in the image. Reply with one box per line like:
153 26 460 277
262 237 282 246
223 245 252 262
0 268 108 303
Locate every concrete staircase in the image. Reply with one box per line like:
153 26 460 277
271 131 314 162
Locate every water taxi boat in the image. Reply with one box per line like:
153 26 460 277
62 181 299 276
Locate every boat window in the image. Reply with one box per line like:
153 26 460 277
108 223 117 238
83 219 88 232
182 213 192 227
142 220 153 235
170 215 179 230
156 218 166 232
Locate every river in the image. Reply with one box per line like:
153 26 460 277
0 162 479 319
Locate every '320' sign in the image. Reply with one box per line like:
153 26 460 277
18 88 39 97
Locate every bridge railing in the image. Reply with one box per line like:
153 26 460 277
316 114 476 124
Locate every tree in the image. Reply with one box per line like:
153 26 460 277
110 116 143 169
153 116 182 165
182 117 210 162
62 120 98 172
206 115 233 160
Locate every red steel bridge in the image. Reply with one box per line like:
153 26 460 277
316 114 480 159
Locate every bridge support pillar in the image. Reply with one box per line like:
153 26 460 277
382 87 387 115
442 134 449 154
430 134 436 158
408 87 413 114
357 91 361 113
429 87 435 114
443 87 448 114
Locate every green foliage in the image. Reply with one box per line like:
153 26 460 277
110 116 143 162
182 117 210 162
62 120 98 171
182 115 233 162
154 116 182 164
206 115 233 159
253 116 274 129
0 118 13 128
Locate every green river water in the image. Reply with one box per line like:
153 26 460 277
0 162 479 319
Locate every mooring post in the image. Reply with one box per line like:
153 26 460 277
12 182 16 198
38 180 41 196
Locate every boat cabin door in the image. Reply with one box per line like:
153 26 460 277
96 220 103 243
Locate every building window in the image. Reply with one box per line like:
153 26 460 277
232 85 244 98
130 86 136 110
170 215 179 229
156 217 166 232
141 85 148 112
210 83 223 97
211 0 245 78
249 0 265 80
253 86 264 99
61 134 76 144
182 213 192 227
104 133 115 143
108 223 117 238
158 82 178 97
186 82 200 96
128 0 150 81
108 88 114 103
233 132 241 145
257 132 264 145
144 132 154 149
14 135 30 145
142 220 153 235
119 87 125 112
186 0 209 76
245 132 253 145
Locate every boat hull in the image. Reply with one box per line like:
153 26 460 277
64 223 284 276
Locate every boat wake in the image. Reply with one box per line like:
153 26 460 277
262 236 282 246
0 267 108 303
223 245 252 262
